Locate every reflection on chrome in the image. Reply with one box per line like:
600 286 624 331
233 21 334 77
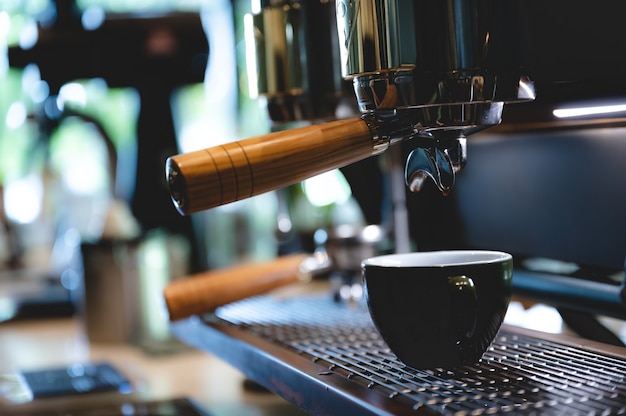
553 101 626 118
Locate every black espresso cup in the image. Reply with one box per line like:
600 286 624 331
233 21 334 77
362 250 513 369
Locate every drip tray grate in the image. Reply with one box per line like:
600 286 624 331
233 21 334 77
178 295 626 415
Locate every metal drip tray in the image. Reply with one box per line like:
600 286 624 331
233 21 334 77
171 294 626 415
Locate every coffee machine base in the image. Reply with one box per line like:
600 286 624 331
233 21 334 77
171 293 626 415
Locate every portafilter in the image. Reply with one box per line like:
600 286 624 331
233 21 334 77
166 0 534 215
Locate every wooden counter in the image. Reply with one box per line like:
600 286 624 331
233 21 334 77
0 317 306 415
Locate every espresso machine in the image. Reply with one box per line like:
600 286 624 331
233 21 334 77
167 0 533 215
166 0 626 414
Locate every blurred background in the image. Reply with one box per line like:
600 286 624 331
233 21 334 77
0 0 215 324
0 0 372 328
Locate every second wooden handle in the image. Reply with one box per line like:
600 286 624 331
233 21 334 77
163 254 309 321
166 117 375 215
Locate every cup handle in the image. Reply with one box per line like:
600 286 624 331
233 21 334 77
447 275 478 341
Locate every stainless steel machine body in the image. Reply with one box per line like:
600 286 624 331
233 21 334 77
247 0 535 196
335 0 534 193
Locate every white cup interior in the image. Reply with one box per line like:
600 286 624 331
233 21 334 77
362 250 512 268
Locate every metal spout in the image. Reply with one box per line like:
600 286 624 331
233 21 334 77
405 134 467 195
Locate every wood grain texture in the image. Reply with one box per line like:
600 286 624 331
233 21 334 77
167 117 374 215
163 254 309 321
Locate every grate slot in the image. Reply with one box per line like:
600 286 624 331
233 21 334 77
513 341 626 382
485 342 626 406
312 342 519 411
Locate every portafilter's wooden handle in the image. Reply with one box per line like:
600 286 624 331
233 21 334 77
166 117 377 215
163 254 310 321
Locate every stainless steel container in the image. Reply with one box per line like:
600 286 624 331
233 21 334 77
80 234 189 352
248 0 349 123
80 239 142 344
